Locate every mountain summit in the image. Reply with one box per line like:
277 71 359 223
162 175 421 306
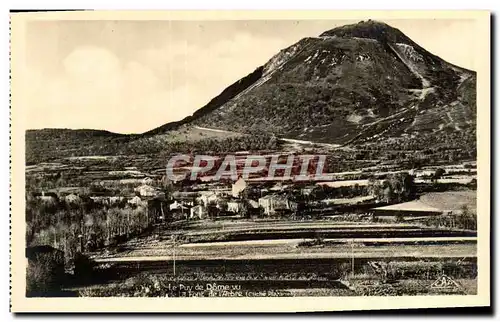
148 20 476 146
27 21 476 164
319 20 414 44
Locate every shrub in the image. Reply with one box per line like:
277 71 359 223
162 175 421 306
73 253 95 283
26 246 65 296
395 213 405 223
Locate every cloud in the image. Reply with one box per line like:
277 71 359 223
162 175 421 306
25 33 289 133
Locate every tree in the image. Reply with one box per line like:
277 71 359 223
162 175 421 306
400 172 416 201
161 175 174 201
368 177 383 201
385 172 416 202
382 185 393 203
240 201 250 218
207 202 219 219
433 168 446 181
457 205 476 230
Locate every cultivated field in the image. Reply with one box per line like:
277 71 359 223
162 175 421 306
76 216 478 297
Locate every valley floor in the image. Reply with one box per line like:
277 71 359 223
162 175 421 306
74 217 477 297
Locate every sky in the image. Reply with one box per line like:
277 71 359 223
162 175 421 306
22 18 478 134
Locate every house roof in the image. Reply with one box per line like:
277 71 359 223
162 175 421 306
259 193 290 201
170 201 189 209
372 200 442 212
248 200 259 208
65 193 80 200
136 184 156 190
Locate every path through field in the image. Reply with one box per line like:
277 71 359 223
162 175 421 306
92 219 476 262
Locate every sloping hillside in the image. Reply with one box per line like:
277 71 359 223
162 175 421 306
186 20 476 145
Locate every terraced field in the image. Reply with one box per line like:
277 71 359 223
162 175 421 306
83 217 477 297
92 219 476 261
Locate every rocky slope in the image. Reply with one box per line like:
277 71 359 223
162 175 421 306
159 20 476 145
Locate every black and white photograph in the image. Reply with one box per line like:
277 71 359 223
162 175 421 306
9 10 490 312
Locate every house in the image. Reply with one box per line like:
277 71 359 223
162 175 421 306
198 191 221 207
232 177 247 197
109 196 125 205
171 191 197 208
89 196 126 206
269 182 286 192
227 200 241 213
169 201 190 220
128 196 144 206
169 200 189 211
190 205 206 220
90 196 107 204
258 194 297 216
64 193 81 204
134 184 157 197
247 200 260 209
246 199 262 217
142 177 154 185
301 186 316 196
34 191 58 204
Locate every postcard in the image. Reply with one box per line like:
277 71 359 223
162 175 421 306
10 10 490 312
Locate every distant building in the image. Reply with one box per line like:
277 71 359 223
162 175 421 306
198 191 221 207
227 200 241 213
173 191 199 201
109 196 125 205
134 184 157 197
64 193 81 204
269 182 285 192
128 196 143 206
258 194 297 216
90 196 106 204
232 177 247 197
169 200 190 221
169 200 189 211
247 200 260 209
142 177 154 185
301 186 315 196
34 191 58 204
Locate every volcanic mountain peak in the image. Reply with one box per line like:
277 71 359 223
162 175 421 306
319 20 412 44
26 21 477 164
182 20 476 146
100 21 477 147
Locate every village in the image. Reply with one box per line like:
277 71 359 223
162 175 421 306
27 157 478 246
24 155 478 297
